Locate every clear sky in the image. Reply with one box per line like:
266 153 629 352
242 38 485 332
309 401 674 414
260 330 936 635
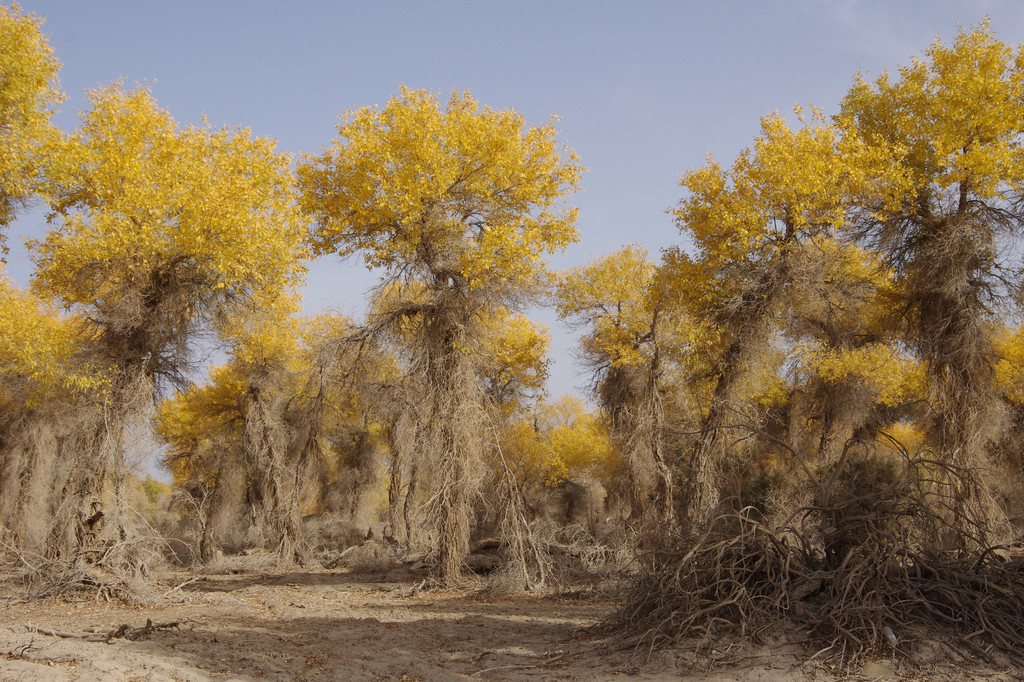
8 0 1024 399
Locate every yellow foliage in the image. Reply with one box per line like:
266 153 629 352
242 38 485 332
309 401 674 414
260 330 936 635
791 237 897 333
367 280 551 411
667 111 910 425
31 85 307 316
0 3 62 235
500 396 619 487
546 398 620 484
157 311 386 490
479 309 550 412
794 342 923 407
673 109 904 321
297 87 582 293
0 266 103 404
557 244 695 377
299 312 393 431
885 421 928 455
787 237 921 407
995 325 1024 405
841 21 1024 202
365 279 429 339
219 291 303 368
156 363 246 486
556 245 659 369
678 109 896 271
499 419 550 483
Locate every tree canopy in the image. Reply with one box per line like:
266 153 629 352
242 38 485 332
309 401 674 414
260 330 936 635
297 86 582 298
0 3 62 242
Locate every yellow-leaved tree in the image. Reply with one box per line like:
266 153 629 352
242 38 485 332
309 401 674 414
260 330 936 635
499 396 619 490
297 87 581 584
157 362 247 563
0 266 97 404
478 309 551 415
218 294 311 564
671 108 900 529
0 268 109 558
30 84 307 569
364 281 552 554
158 307 391 565
556 245 683 527
839 23 1024 538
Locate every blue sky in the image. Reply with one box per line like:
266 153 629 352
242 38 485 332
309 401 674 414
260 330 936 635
8 0 1024 399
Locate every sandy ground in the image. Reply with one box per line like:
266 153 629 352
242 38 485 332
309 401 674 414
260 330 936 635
0 566 1021 681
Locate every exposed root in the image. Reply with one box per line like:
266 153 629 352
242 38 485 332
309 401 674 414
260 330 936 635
613 453 1024 666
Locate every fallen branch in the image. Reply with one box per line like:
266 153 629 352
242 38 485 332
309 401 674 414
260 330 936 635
26 625 100 641
163 576 201 598
27 618 194 643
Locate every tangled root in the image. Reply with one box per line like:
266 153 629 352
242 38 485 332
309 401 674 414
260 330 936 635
612 454 1024 666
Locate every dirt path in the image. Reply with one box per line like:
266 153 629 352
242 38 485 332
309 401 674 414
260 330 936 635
0 569 613 681
0 568 1019 681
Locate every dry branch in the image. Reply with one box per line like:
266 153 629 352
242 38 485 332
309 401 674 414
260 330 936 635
27 618 192 643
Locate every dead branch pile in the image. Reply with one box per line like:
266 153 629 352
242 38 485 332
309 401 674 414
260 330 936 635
612 453 1024 665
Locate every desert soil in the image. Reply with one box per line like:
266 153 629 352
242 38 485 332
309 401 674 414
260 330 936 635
0 566 1020 681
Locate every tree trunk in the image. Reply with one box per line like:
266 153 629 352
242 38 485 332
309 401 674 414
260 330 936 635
403 462 419 550
686 252 788 531
911 216 1002 545
433 384 471 586
425 318 478 587
385 444 406 545
243 381 303 564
